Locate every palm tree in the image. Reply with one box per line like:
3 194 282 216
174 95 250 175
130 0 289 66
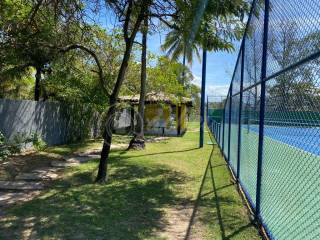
161 28 201 65
128 14 149 149
162 0 248 147
161 0 247 81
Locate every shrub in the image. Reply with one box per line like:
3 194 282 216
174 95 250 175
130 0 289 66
0 132 47 161
0 132 10 161
9 132 29 154
30 132 47 151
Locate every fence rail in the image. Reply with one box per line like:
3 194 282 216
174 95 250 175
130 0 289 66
207 0 320 239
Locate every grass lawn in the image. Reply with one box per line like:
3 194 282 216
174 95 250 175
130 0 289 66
0 122 261 240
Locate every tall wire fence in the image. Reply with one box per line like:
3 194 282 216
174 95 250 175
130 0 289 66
207 0 320 239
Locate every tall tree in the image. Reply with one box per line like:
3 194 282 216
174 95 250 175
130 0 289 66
95 0 187 182
128 14 149 149
0 0 87 101
95 0 152 182
162 0 248 64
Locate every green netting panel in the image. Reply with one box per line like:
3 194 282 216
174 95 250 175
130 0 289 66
208 109 224 123
229 95 240 174
260 58 320 240
237 0 264 206
223 98 230 158
229 51 242 173
239 88 260 207
264 111 320 126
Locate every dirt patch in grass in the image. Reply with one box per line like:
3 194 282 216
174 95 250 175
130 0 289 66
156 204 205 240
0 152 63 181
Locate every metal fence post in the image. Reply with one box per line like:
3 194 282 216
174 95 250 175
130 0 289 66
206 96 208 125
211 122 213 135
256 0 269 219
214 121 217 138
218 123 221 145
222 107 225 152
199 48 207 148
227 84 233 162
237 42 245 181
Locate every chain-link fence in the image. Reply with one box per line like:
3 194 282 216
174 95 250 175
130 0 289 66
207 0 320 239
206 96 225 146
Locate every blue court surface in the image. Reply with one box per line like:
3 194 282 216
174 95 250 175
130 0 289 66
248 125 320 156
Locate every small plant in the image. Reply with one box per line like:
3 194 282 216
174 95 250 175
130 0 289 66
30 132 47 151
0 131 10 161
10 132 29 154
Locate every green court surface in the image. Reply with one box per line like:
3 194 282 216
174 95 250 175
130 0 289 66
223 124 320 239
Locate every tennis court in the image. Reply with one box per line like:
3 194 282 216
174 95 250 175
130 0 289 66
208 116 320 240
206 0 320 238
249 124 320 156
236 124 320 239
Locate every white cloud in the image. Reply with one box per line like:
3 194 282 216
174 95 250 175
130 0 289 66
192 74 201 87
207 84 229 97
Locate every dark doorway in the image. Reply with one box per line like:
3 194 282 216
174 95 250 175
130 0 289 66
177 106 182 136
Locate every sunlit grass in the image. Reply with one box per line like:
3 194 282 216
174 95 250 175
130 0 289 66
0 122 261 240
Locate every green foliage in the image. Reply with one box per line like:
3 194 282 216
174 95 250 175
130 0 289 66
0 69 34 99
10 132 30 154
148 56 187 97
188 83 201 116
0 0 95 101
0 131 10 161
121 55 196 102
162 0 249 63
64 103 101 142
44 55 108 108
0 0 250 128
0 131 29 160
30 132 47 151
0 131 48 159
42 27 125 109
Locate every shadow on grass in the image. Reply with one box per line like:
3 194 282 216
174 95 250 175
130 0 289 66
119 147 199 158
0 157 189 240
184 148 260 240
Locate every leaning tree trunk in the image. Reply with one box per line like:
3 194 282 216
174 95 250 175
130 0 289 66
129 16 148 150
34 67 41 101
182 46 186 85
95 39 137 183
95 1 150 183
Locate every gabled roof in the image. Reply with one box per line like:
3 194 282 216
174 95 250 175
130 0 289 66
118 92 193 106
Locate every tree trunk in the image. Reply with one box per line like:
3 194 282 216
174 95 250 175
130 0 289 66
34 67 41 101
95 36 138 183
95 103 115 182
182 47 186 85
95 1 150 183
129 16 148 150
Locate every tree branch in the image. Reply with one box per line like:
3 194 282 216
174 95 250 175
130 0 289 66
27 0 44 25
151 15 179 30
134 41 142 46
123 0 133 42
59 44 111 97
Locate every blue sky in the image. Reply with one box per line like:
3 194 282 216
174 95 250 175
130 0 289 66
147 32 241 97
99 7 241 98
